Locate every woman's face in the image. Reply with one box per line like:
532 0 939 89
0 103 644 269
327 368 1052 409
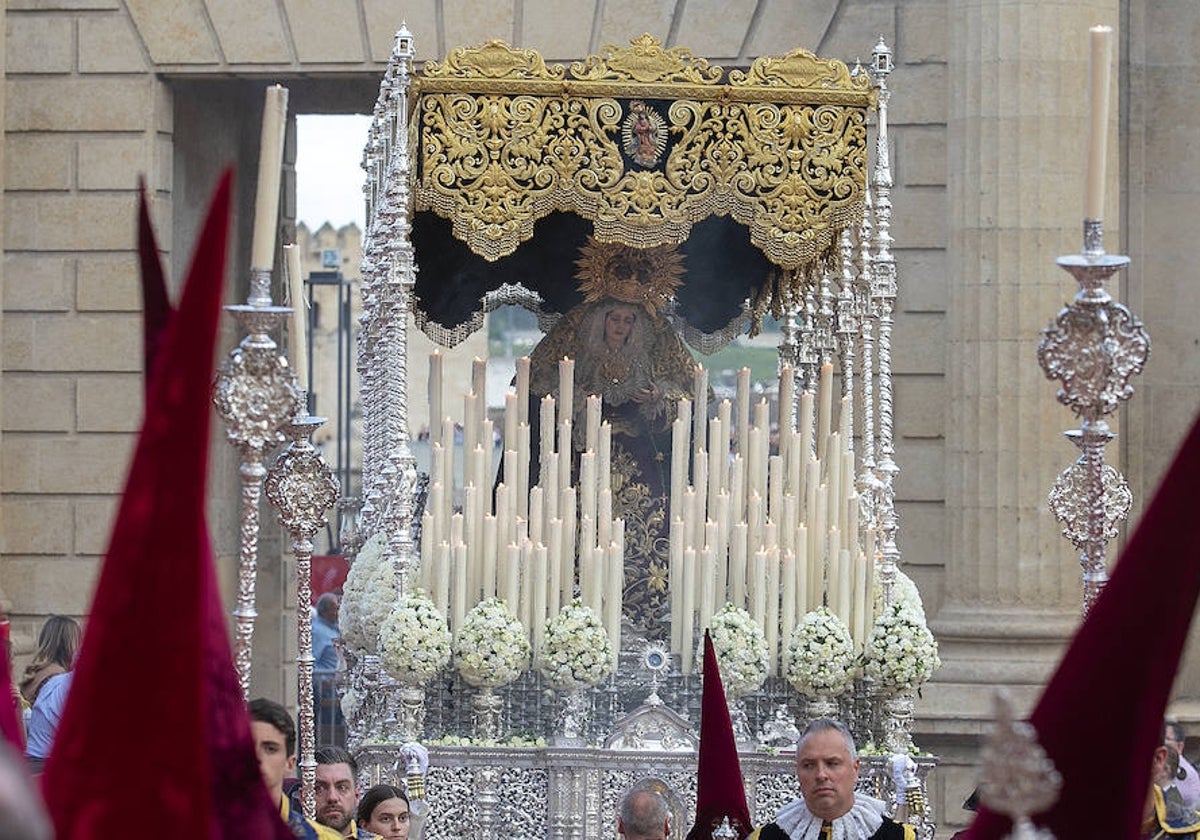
363 796 410 840
604 306 636 348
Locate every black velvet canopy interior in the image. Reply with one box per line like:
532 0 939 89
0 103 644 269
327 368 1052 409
411 210 772 340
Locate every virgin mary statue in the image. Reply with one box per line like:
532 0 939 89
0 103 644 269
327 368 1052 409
528 239 698 635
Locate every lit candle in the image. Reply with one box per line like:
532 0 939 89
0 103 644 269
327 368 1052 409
585 394 601 453
250 84 288 271
557 420 572 492
708 416 726 496
1084 25 1113 221
284 244 308 392
505 393 519 453
472 357 487 418
598 424 612 493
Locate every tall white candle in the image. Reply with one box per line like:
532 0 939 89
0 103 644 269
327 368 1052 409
533 544 549 658
838 547 853 631
472 357 487 415
680 547 696 674
482 515 498 600
557 420 573 492
434 540 451 620
781 548 796 673
699 542 717 639
502 543 521 613
558 357 575 427
251 84 288 271
669 516 685 654
1084 25 1113 221
751 549 768 629
765 548 781 676
580 452 596 527
285 244 308 391
730 522 748 609
693 365 708 453
548 517 563 617
561 488 577 594
736 368 751 458
605 541 623 667
799 390 814 461
540 395 556 466
504 393 519 453
429 350 444 446
451 541 468 634
709 416 726 496
519 538 534 634
598 424 612 493
515 356 531 425
817 363 833 464
585 394 601 453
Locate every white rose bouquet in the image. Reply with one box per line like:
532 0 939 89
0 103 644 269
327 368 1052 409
705 604 769 698
861 602 941 695
873 567 927 622
379 591 452 686
537 600 614 690
453 597 530 688
785 607 857 697
339 533 396 653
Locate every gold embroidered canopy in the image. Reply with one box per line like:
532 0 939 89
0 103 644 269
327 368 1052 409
412 34 875 272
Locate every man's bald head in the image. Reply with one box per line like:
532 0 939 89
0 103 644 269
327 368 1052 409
619 783 670 840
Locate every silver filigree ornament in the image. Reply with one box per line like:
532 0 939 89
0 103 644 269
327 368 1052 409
978 690 1061 840
265 413 341 818
1048 458 1131 548
213 304 304 699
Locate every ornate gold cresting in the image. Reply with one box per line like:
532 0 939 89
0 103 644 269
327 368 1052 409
412 35 872 273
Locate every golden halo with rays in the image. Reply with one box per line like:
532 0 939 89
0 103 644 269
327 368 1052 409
573 238 685 316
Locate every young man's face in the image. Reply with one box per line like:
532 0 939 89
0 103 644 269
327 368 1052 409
315 762 358 833
251 720 296 802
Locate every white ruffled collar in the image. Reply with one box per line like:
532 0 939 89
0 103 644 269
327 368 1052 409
773 794 887 840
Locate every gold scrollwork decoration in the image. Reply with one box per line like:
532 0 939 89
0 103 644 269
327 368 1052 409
413 35 872 269
569 33 724 85
422 38 566 81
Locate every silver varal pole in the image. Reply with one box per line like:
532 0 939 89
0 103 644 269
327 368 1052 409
265 396 341 818
213 266 301 698
1039 219 1148 613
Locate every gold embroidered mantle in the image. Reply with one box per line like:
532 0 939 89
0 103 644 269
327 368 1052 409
413 35 874 271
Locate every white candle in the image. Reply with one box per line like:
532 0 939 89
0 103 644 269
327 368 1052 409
838 547 853 630
532 544 549 658
681 548 696 674
285 244 308 391
751 549 768 629
519 538 534 634
558 357 574 427
482 515 498 600
463 485 479 603
250 84 288 271
799 390 814 461
692 450 709 547
693 365 708 453
544 453 560 521
463 393 478 462
796 525 810 611
516 356 531 425
699 542 716 639
529 485 545 547
517 423 531 514
714 491 731 601
708 416 726 495
669 516 685 654
505 393 519 453
451 541 468 634
605 540 623 667
557 420 572 491
730 455 746 525
768 454 783 524
779 364 795 446
736 368 751 457
540 395 556 463
580 452 596 527
502 543 520 612
730 522 748 609
598 488 612 553
585 394 601 453
429 350 444 447
598 424 612 493
561 488 577 594
548 517 563 617
817 363 833 464
1085 25 1113 221
781 548 796 673
852 548 868 647
828 433 842 530
434 541 451 619
765 548 780 676
472 357 487 414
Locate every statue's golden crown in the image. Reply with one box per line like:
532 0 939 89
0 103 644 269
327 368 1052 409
574 238 684 316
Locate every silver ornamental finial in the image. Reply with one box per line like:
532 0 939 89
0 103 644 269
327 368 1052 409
711 816 737 840
978 690 1060 840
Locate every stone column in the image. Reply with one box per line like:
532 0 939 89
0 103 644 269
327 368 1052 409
932 0 1121 720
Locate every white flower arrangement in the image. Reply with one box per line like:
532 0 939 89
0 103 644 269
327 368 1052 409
785 607 858 697
860 602 941 695
339 533 396 653
873 567 927 622
453 597 530 689
705 603 769 697
379 591 452 686
537 600 614 690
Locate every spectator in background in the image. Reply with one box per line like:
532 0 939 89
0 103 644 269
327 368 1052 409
1166 720 1200 810
20 615 81 770
0 741 50 839
312 593 344 742
357 785 410 840
249 697 341 840
618 781 670 840
313 593 341 675
311 745 375 838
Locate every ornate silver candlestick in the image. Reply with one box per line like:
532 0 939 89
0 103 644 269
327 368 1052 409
265 399 341 818
213 269 302 697
1038 221 1148 613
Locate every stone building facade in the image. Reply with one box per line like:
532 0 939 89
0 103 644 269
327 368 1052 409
2 1 1196 833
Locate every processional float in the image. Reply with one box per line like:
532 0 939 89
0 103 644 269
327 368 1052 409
328 27 942 840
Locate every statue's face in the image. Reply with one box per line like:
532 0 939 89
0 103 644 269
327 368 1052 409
604 306 637 347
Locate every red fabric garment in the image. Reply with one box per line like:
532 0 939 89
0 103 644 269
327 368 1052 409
961 411 1200 840
687 630 752 840
137 176 172 387
0 620 24 751
41 171 292 840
